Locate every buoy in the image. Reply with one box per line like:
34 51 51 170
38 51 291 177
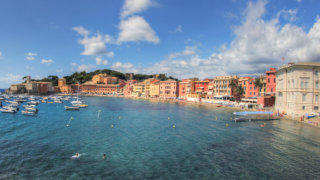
172 124 175 128
226 123 229 127
71 117 74 120
216 117 218 120
119 116 121 119
111 124 114 128
168 117 170 120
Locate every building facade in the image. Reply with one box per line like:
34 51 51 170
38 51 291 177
159 80 179 98
179 79 195 99
266 68 276 96
150 80 160 98
212 76 238 99
275 62 320 117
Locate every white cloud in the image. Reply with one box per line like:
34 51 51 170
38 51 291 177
121 0 155 18
41 58 54 65
25 52 37 61
107 51 114 58
77 64 96 72
112 62 137 73
95 56 108 65
118 16 160 44
72 26 90 36
168 46 197 59
0 74 23 87
296 0 302 2
117 0 320 79
56 69 63 73
280 9 298 22
0 51 2 59
73 26 113 56
170 25 183 33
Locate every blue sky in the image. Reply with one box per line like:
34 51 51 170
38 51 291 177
0 0 319 88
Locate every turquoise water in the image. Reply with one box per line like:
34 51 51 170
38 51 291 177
1 97 320 179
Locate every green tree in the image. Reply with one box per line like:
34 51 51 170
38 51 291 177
254 77 264 96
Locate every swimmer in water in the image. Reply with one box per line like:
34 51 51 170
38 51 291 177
75 153 79 158
103 154 106 159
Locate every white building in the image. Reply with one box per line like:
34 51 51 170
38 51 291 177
275 62 320 117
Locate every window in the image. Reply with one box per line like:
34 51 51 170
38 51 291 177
271 88 273 92
315 106 319 110
316 81 319 89
302 106 305 110
315 70 319 76
316 95 319 103
274 79 276 83
279 92 283 97
302 94 306 102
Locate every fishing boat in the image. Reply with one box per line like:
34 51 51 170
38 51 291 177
22 110 36 116
65 106 80 111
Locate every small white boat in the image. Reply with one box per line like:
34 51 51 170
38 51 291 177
25 107 38 112
0 108 17 113
28 101 39 105
22 110 36 116
23 104 36 108
65 106 80 111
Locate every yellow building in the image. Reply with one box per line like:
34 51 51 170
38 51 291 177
92 74 104 84
143 78 155 97
132 83 145 97
150 80 160 97
212 75 238 99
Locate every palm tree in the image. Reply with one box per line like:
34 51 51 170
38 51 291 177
230 80 244 102
254 77 264 96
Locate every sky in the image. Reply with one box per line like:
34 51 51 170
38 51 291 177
0 0 319 88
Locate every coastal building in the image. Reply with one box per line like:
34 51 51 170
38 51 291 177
143 78 156 97
194 80 210 95
239 77 258 98
159 80 179 99
266 68 276 96
92 74 119 84
123 80 137 97
10 76 54 94
275 62 320 116
179 79 195 99
150 80 160 98
132 83 145 97
212 76 238 100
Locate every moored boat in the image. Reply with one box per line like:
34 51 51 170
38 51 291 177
65 106 80 111
22 110 36 116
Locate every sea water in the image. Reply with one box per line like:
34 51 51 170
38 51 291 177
0 97 319 179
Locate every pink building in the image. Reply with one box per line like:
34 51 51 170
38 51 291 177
160 80 179 98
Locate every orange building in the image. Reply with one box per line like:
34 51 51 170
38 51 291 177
179 79 195 99
266 68 276 96
239 77 259 98
194 80 210 94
